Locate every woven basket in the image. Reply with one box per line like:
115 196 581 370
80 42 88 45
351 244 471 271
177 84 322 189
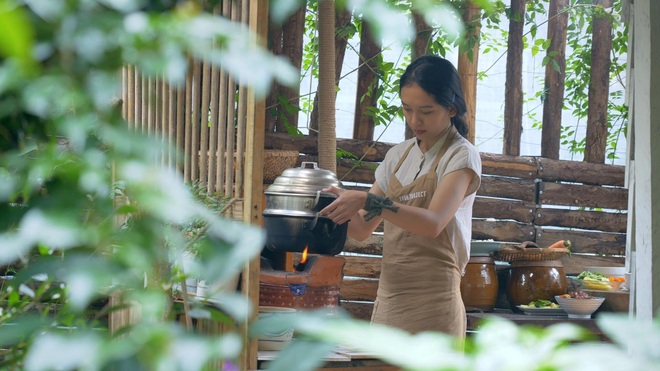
259 283 340 310
263 150 299 183
491 247 570 263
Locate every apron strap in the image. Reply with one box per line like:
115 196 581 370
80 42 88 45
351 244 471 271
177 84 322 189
392 142 416 175
431 126 458 173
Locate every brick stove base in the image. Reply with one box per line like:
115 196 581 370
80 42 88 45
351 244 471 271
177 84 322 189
259 254 345 310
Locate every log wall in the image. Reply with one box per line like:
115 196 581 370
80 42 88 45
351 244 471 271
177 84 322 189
271 135 628 321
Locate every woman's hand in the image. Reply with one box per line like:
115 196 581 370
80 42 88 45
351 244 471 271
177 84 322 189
319 186 367 225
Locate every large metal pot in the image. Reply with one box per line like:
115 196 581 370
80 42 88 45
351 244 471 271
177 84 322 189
263 162 348 255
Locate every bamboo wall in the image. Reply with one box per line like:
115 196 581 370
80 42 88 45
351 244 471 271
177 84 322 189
119 1 263 369
120 1 250 200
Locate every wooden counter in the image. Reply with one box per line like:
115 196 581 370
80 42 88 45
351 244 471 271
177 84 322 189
466 308 609 340
258 347 399 370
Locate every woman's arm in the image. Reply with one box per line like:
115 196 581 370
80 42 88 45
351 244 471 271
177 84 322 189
320 183 386 241
321 168 477 239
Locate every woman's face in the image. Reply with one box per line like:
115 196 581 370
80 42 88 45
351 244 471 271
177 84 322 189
401 83 455 151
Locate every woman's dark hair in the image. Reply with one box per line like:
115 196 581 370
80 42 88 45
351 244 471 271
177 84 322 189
399 55 469 138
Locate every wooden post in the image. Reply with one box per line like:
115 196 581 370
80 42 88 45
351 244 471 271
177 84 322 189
353 20 380 141
405 12 433 140
243 1 268 369
503 0 526 156
541 0 568 160
584 0 614 163
457 0 481 144
412 12 432 59
317 0 337 173
309 7 352 135
280 2 306 132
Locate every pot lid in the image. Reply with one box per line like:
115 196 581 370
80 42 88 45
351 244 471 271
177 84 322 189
265 162 342 194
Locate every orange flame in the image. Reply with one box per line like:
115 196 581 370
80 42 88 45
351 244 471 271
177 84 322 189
301 246 308 264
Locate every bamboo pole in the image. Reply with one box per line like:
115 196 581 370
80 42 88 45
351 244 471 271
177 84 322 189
235 0 250 199
209 65 221 194
161 78 170 167
146 77 153 135
168 84 176 169
176 81 185 174
217 68 229 194
200 60 212 185
191 60 203 181
155 79 163 164
135 71 143 133
121 67 128 120
142 74 149 133
184 63 193 182
126 65 135 127
224 0 238 196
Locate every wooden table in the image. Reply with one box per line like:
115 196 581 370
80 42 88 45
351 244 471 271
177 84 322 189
258 347 399 371
466 308 608 340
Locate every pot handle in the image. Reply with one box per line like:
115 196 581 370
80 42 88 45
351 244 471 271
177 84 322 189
300 162 319 169
306 212 319 231
312 190 321 209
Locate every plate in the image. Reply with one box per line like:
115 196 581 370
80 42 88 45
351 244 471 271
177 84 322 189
568 276 618 291
517 306 567 316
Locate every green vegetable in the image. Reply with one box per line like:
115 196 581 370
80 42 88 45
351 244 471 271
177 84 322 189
577 271 609 282
530 299 553 308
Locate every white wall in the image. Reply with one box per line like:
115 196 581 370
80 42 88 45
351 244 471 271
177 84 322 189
628 0 660 319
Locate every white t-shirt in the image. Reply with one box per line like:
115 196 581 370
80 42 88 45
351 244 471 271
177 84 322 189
374 132 482 273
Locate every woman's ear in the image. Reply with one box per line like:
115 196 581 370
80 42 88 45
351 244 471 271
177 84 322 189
449 106 457 117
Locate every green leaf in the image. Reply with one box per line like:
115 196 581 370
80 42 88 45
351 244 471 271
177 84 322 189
0 1 37 74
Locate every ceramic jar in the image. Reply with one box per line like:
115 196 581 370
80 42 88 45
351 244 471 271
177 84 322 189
460 256 499 311
506 259 568 310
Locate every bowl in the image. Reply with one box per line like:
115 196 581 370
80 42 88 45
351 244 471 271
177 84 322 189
257 306 297 351
555 295 605 319
585 266 626 278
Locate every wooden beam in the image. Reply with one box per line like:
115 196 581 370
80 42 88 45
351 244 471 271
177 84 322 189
538 157 625 186
243 1 268 369
538 181 628 210
473 198 535 223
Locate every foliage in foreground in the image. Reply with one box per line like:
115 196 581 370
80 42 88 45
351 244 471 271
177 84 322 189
254 309 660 371
0 1 651 371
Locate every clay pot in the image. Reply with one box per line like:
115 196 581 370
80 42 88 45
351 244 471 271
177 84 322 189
460 256 499 311
506 259 568 310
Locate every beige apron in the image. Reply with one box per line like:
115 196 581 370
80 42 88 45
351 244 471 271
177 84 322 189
371 127 466 337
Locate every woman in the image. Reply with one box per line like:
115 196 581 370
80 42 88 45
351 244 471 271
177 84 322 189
320 55 481 337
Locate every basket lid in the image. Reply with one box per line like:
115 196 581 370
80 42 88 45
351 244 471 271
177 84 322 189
266 162 342 195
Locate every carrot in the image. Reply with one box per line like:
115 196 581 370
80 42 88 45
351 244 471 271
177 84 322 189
547 240 571 250
609 277 626 282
